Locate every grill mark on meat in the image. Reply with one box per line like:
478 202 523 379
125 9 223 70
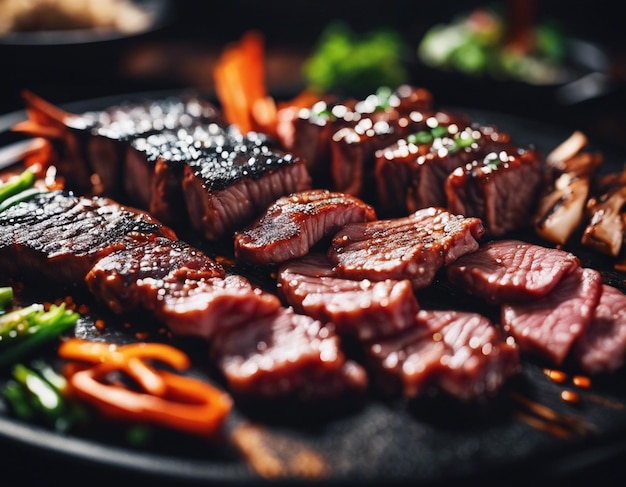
366 309 520 400
445 147 543 236
277 253 419 341
501 267 602 366
328 207 485 290
573 284 626 374
0 190 176 284
182 127 312 241
234 189 377 265
209 306 368 401
446 240 582 305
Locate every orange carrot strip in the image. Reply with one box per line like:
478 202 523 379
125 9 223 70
68 365 232 437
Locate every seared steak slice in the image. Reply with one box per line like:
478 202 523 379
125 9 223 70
573 284 626 374
85 234 225 314
0 190 176 284
234 189 377 265
445 147 543 236
328 207 485 290
277 253 419 340
446 240 581 305
375 120 498 216
210 306 368 401
182 127 312 241
501 267 602 365
366 310 520 400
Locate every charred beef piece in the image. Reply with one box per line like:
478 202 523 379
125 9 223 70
0 190 176 284
12 90 224 194
375 121 504 216
209 306 368 401
366 309 520 400
501 266 602 366
125 123 226 227
445 147 543 236
446 240 581 305
277 253 419 341
182 126 312 241
573 283 626 374
327 207 485 291
234 189 377 266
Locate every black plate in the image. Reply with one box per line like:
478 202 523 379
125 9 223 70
1 92 626 487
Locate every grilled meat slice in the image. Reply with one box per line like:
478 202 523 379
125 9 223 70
12 90 224 194
445 147 543 236
581 185 626 257
210 306 368 401
501 267 602 365
328 207 485 290
0 190 176 284
366 309 520 400
234 189 377 266
446 240 581 305
182 127 312 241
85 234 226 314
573 284 626 374
277 253 419 341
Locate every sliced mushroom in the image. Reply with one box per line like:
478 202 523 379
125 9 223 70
582 186 626 257
534 172 591 246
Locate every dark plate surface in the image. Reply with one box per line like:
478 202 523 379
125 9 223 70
1 91 626 486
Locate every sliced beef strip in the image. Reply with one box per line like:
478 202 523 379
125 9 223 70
446 240 582 305
501 267 603 366
182 127 312 241
572 284 626 374
209 306 368 401
277 253 419 341
445 147 543 236
327 207 485 290
0 190 176 284
234 189 377 266
366 309 520 400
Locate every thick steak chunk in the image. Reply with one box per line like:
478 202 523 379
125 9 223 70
182 127 312 241
277 253 419 340
445 147 543 236
234 189 377 265
328 207 485 290
446 240 581 304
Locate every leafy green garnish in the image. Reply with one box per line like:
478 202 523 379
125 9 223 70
303 21 409 97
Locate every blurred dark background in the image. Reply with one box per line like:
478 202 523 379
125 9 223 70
2 0 625 153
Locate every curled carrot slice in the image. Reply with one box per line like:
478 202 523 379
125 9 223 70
58 338 232 437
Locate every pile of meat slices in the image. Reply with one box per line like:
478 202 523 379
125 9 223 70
3 85 626 406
